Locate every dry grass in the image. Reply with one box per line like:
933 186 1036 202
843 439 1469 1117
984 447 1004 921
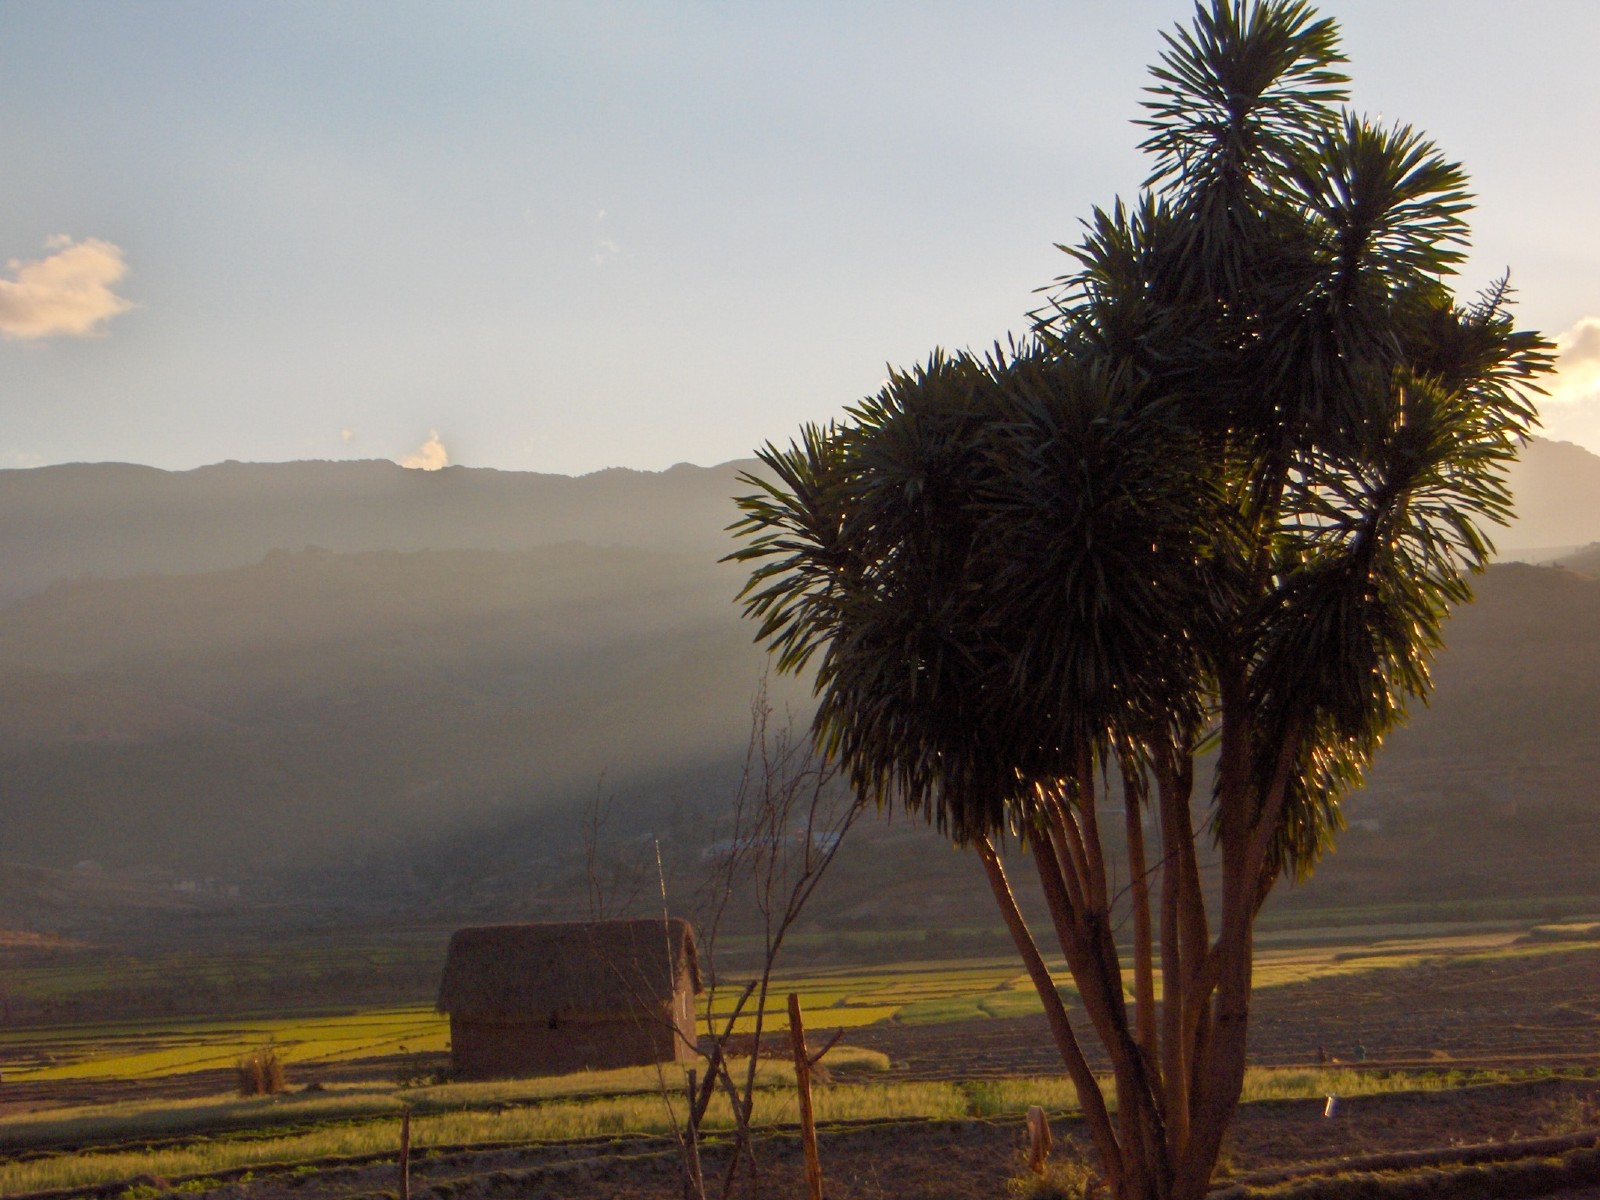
1006 1153 1098 1200
234 1046 285 1096
0 1061 1531 1197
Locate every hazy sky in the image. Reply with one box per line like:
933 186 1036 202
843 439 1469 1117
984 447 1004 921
3 1 1598 476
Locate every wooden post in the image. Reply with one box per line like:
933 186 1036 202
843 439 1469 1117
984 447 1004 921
788 992 823 1200
1027 1105 1053 1175
399 1107 411 1200
683 1068 705 1200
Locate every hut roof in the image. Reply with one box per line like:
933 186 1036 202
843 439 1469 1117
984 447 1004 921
436 918 702 1019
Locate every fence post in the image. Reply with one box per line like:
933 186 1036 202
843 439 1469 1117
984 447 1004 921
787 992 823 1200
683 1067 705 1200
1027 1105 1053 1175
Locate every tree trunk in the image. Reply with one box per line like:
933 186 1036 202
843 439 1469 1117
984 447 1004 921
977 838 1125 1195
1124 777 1157 1064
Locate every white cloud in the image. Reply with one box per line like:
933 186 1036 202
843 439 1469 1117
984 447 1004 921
1530 318 1600 456
1543 317 1600 408
400 430 449 471
0 236 134 339
592 209 620 266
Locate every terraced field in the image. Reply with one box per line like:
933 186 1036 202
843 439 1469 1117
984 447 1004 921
5 929 1594 1091
850 942 1600 1081
4 932 1600 1199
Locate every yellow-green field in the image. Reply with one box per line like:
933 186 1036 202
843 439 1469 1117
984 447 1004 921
0 1058 1508 1197
0 1008 448 1082
0 926 1545 1085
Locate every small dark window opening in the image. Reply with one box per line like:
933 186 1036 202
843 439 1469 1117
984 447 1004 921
548 1010 560 1030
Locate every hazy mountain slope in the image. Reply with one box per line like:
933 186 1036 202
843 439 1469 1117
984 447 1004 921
0 458 760 603
1552 543 1600 576
1 438 1593 609
0 663 232 743
1389 563 1600 763
4 550 1598 925
3 452 1600 927
1271 562 1600 914
1501 438 1600 556
0 545 797 873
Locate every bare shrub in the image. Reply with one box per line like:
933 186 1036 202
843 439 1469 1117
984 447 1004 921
1007 1152 1098 1200
235 1045 286 1096
583 679 862 1200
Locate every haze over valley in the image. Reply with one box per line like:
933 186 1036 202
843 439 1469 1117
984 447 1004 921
3 440 1600 942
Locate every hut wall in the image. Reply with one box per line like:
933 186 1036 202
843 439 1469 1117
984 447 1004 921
450 991 696 1079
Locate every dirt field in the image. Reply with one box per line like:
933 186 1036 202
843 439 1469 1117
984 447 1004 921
56 1077 1598 1200
848 945 1600 1078
10 944 1598 1121
7 946 1600 1199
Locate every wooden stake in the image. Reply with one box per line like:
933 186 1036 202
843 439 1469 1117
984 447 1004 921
787 992 823 1200
399 1107 411 1200
1027 1105 1053 1175
683 1068 705 1200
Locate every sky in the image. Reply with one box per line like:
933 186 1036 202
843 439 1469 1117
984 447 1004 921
3 1 1599 477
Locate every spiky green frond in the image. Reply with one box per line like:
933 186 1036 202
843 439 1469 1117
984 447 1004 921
1141 0 1348 196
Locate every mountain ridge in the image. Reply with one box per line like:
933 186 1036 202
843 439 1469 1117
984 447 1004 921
0 456 764 603
4 438 1597 605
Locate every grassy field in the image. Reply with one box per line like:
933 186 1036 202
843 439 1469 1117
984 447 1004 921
4 924 1597 1196
0 925 1571 1086
0 929 450 1019
0 1058 1527 1196
0 1048 892 1150
0 1008 449 1082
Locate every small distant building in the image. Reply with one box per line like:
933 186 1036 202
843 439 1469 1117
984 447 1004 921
699 830 842 863
436 918 702 1079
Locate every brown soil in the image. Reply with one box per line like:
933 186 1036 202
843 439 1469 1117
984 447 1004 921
71 1078 1600 1200
848 944 1600 1078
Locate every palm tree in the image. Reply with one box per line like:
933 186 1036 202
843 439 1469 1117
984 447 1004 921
729 4 1550 1198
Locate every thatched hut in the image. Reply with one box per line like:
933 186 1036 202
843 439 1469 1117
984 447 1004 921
436 918 702 1079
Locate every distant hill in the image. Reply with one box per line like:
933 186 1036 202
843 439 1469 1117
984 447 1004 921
1366 562 1600 821
3 451 1600 936
0 544 802 876
1552 543 1600 577
1501 438 1600 559
0 457 760 603
2 546 1599 927
1271 562 1600 916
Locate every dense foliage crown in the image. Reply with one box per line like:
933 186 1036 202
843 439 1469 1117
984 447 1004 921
729 0 1550 874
